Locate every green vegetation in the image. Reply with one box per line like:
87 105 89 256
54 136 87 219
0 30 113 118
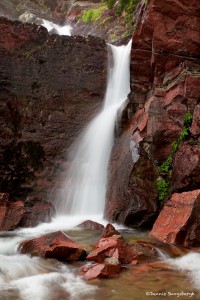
156 179 169 201
103 0 141 22
160 113 193 174
81 5 107 24
157 113 193 200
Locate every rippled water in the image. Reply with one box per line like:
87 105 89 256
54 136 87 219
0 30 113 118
0 223 199 300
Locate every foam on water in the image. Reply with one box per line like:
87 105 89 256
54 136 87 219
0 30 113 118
168 252 200 290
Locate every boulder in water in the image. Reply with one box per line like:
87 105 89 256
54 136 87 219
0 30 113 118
87 224 157 264
19 231 86 261
76 220 104 231
80 262 121 280
150 190 200 246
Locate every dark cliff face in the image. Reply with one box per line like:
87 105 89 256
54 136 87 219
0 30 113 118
105 0 200 227
0 17 107 199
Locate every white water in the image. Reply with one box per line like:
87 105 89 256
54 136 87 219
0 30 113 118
56 40 132 218
0 235 96 300
42 19 72 36
168 253 200 290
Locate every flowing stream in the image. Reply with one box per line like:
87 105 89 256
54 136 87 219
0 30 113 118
0 20 200 300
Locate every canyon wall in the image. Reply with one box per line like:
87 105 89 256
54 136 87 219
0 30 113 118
0 17 107 200
105 0 200 228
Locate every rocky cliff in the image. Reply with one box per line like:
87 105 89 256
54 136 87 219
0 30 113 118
0 17 107 200
105 0 200 230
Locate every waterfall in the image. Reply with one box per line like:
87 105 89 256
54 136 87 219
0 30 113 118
56 40 132 216
42 19 72 36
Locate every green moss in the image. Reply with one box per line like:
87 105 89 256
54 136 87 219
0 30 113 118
81 5 107 24
156 179 169 201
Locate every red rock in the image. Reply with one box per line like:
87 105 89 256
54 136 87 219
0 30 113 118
87 224 157 264
0 17 107 200
0 193 24 231
82 263 121 280
191 104 200 137
105 0 200 228
171 144 200 191
77 220 104 231
19 231 86 261
98 224 121 240
130 260 138 265
20 197 55 227
150 190 200 246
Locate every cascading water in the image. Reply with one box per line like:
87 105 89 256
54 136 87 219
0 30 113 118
42 19 72 36
56 40 132 217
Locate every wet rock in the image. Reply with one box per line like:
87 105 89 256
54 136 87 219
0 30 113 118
150 190 200 246
87 224 157 264
0 17 107 200
19 231 86 261
81 263 121 280
77 220 104 231
20 197 55 227
0 193 24 231
105 0 200 227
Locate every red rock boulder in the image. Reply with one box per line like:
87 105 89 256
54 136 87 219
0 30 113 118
0 193 24 230
87 224 157 264
150 190 200 246
19 231 86 261
81 262 121 280
77 220 104 231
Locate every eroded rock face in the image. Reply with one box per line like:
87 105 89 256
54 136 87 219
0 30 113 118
0 18 107 200
0 193 54 230
105 0 200 227
0 193 24 230
19 197 55 227
19 231 86 261
150 190 200 247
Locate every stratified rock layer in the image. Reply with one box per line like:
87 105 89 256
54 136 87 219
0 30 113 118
105 0 200 227
150 190 200 247
0 18 107 200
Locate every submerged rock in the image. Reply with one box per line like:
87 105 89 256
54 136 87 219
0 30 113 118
19 231 86 261
150 190 200 247
77 220 104 231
